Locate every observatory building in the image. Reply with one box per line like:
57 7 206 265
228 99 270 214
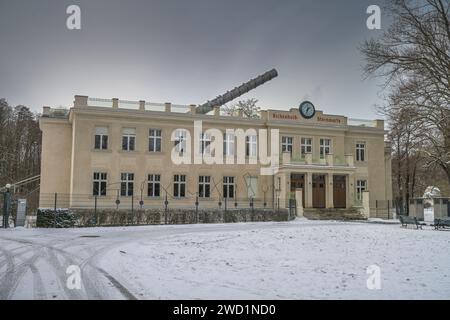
38 95 392 214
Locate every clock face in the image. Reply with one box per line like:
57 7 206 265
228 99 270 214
299 101 316 119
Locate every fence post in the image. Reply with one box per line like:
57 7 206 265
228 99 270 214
263 192 267 208
288 199 292 220
195 195 199 223
375 200 378 218
131 194 134 225
224 197 227 213
164 193 168 224
54 192 57 228
94 196 98 225
387 200 390 220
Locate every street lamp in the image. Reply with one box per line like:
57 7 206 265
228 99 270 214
3 183 12 228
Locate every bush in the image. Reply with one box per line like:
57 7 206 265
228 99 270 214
36 209 77 228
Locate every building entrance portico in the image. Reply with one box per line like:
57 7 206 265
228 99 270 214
282 168 355 210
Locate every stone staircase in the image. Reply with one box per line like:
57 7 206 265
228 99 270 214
303 207 366 221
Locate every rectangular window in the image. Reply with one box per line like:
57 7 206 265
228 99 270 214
93 172 107 196
245 176 258 198
246 135 257 157
223 133 235 156
199 133 211 155
319 138 331 159
94 127 108 150
301 137 312 155
223 176 235 199
120 173 134 197
122 128 136 151
356 180 367 201
174 174 186 197
174 129 187 155
198 175 211 198
281 136 293 154
149 129 162 152
356 142 366 162
148 174 161 197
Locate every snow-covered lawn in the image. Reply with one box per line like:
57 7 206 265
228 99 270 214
100 219 450 299
1 219 449 299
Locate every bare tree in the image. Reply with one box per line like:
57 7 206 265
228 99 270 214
0 99 41 189
361 0 450 186
222 98 261 118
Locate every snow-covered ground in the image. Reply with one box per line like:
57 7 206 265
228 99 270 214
0 219 449 299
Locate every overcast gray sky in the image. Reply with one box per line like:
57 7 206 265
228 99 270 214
0 0 388 119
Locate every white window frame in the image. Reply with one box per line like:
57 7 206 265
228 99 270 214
173 174 186 198
199 133 211 155
149 129 162 152
281 136 293 154
356 142 366 162
93 172 107 196
198 175 211 198
223 133 235 156
356 180 367 201
94 127 108 150
223 176 235 199
246 135 257 157
174 129 187 155
245 176 258 199
148 174 161 197
122 128 136 151
120 173 134 197
319 138 332 159
301 137 312 155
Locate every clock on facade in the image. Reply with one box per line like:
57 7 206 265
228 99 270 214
299 101 316 119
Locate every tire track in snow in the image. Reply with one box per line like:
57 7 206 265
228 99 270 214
0 236 136 300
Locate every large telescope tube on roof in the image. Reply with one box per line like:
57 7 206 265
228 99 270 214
196 68 278 114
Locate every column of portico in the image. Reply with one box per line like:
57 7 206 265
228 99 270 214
348 172 356 207
305 172 313 208
326 172 334 208
345 154 356 208
304 153 313 208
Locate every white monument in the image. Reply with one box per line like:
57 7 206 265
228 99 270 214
422 186 441 223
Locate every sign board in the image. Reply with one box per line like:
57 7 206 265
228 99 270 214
269 109 347 125
16 198 27 227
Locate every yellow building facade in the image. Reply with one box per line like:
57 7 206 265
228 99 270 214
39 95 392 215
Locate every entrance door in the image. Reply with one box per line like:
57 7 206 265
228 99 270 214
333 175 346 208
290 174 305 207
312 175 325 208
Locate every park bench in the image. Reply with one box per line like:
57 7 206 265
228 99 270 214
433 217 450 230
399 215 426 229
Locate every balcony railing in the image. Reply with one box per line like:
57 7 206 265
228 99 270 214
281 152 355 167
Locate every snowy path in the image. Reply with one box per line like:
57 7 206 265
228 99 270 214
0 219 449 299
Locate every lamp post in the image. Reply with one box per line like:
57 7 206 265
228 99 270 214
3 184 11 228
